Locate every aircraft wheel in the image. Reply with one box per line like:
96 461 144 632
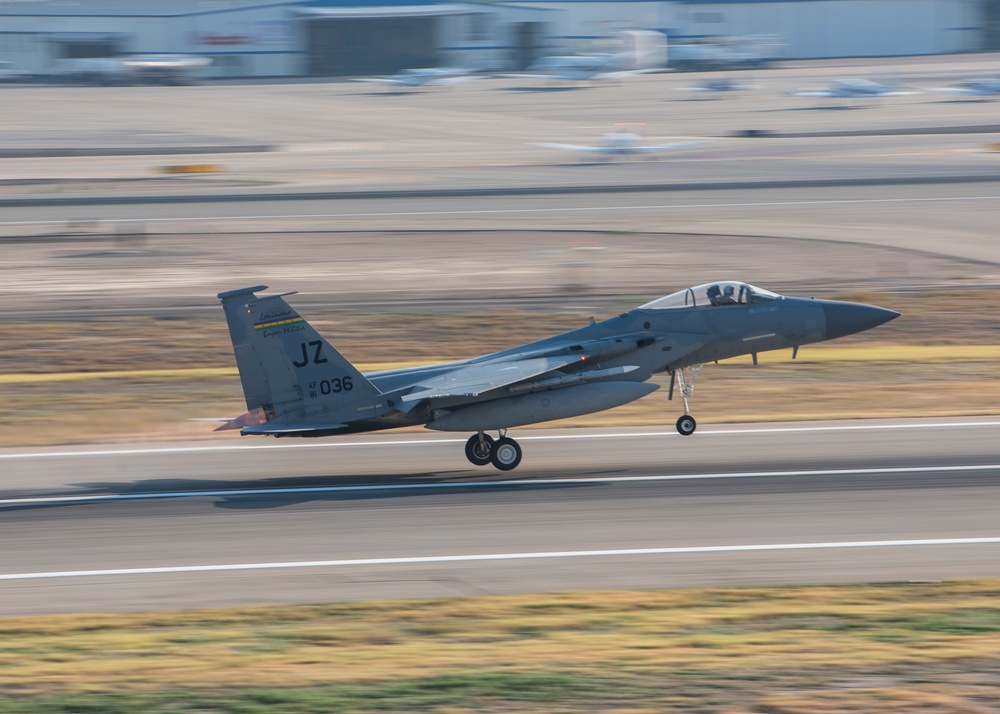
465 433 495 466
490 437 522 471
676 415 697 436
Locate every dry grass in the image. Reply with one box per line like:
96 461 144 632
1 581 1000 712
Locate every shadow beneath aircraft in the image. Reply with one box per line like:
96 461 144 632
4 463 994 514
0 470 608 513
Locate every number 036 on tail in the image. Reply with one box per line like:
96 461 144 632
216 283 898 471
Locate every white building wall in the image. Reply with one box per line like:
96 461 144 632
0 3 303 77
175 6 302 77
0 0 987 77
0 31 49 75
518 0 981 58
511 1 682 53
680 0 980 57
437 11 503 69
437 4 554 70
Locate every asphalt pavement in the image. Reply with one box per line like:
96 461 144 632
2 418 999 615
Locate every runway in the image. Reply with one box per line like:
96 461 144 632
2 418 999 615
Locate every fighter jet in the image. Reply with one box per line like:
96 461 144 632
216 282 898 471
788 78 920 99
928 77 1000 98
532 128 710 159
351 67 479 88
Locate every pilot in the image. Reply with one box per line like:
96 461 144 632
717 285 737 305
706 284 722 306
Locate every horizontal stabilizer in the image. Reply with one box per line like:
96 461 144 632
242 422 348 435
213 407 269 432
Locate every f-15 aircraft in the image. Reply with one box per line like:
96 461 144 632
532 130 710 158
788 78 920 99
928 77 1000 97
216 283 898 471
351 67 479 88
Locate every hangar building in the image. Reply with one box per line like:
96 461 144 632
0 0 990 78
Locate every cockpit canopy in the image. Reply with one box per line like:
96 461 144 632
639 282 782 310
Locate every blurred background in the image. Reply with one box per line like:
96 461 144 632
3 1 1000 712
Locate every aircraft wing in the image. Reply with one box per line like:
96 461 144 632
433 75 478 85
499 72 574 80
594 68 660 80
639 140 712 153
531 142 610 154
788 89 841 97
929 86 985 95
350 77 407 85
400 355 585 404
793 87 921 97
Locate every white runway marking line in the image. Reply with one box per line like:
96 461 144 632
2 537 1000 582
3 420 999 460
1 463 998 508
1 194 1000 226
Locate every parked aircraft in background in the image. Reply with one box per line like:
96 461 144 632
216 283 898 471
504 53 658 83
532 127 710 159
668 35 785 70
0 60 31 82
928 77 1000 98
672 78 764 94
351 67 480 88
51 54 210 85
788 78 920 99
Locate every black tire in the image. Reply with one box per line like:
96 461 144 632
465 433 495 466
490 437 522 471
676 415 697 436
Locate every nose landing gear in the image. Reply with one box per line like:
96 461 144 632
675 414 697 436
464 430 523 471
669 364 703 436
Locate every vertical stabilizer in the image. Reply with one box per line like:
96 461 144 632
218 285 273 412
220 288 382 424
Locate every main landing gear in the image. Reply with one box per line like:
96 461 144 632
669 364 703 436
465 430 523 471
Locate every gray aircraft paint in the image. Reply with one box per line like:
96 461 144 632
217 282 897 468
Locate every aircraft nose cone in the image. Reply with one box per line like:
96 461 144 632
821 300 900 340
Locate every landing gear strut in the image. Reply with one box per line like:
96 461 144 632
464 432 495 466
669 364 703 436
464 430 522 471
